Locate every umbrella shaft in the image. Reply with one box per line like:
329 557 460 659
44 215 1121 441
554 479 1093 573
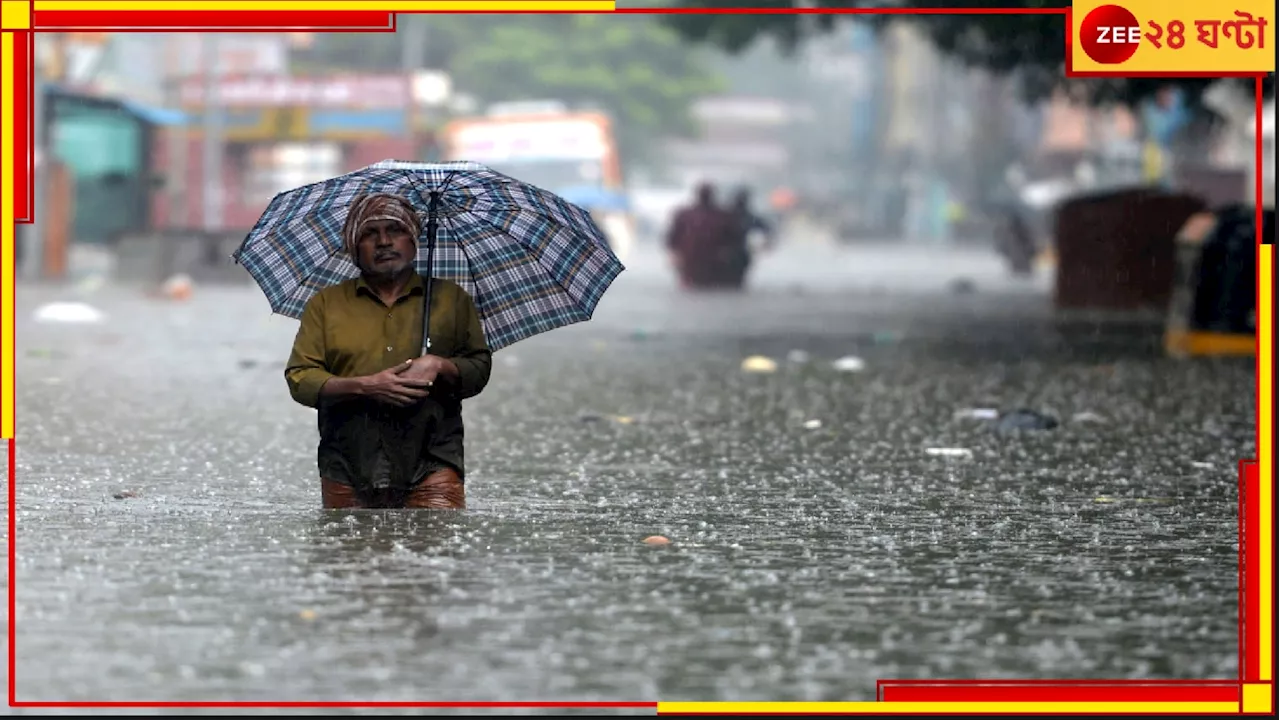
421 191 441 355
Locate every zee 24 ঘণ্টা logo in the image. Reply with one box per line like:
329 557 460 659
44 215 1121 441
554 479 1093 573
1078 3 1269 65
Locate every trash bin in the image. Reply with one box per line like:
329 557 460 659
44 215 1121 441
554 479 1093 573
1053 188 1206 311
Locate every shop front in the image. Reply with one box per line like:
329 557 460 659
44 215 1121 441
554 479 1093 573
155 73 433 235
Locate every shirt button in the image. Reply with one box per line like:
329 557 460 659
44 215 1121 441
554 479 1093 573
386 346 393 352
387 313 392 318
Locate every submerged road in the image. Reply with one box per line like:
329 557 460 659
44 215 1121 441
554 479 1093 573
9 241 1253 709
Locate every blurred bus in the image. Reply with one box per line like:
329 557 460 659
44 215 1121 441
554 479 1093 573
441 101 635 259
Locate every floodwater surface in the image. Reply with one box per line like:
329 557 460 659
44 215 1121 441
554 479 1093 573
9 243 1252 709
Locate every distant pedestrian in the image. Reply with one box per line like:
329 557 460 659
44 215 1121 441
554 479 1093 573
664 183 740 290
997 207 1036 276
725 187 775 288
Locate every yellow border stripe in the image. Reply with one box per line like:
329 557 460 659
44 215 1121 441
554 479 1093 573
35 1 615 11
656 702 1240 714
1243 683 1274 714
1260 243 1274 682
1 31 12 440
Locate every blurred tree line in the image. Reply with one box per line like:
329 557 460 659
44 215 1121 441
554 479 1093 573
658 0 1275 112
294 13 724 162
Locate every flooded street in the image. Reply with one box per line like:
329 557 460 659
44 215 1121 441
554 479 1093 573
10 241 1253 706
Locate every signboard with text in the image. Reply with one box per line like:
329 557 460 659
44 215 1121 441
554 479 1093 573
178 74 411 110
1070 0 1275 74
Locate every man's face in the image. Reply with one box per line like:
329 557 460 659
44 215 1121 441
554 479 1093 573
356 219 416 277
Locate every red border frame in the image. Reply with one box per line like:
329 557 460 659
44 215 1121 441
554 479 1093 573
5 1 1274 712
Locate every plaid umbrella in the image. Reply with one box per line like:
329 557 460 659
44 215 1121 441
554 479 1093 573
233 160 624 352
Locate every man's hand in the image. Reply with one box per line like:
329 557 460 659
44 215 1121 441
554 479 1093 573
399 355 460 388
360 365 433 407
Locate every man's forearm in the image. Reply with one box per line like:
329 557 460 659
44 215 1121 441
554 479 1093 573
319 376 367 399
450 353 492 400
430 356 460 380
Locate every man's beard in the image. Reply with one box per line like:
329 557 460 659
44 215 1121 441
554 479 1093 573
359 256 415 279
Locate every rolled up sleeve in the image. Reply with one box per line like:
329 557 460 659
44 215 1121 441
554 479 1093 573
284 293 334 408
449 289 492 400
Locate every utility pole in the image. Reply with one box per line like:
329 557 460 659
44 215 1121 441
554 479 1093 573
400 16 427 158
157 36 187 282
27 37 49 280
200 34 224 233
26 34 67 280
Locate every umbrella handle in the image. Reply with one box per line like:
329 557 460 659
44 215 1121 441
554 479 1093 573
421 191 441 356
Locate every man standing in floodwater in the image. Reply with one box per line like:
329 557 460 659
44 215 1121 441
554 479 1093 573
665 182 740 290
284 193 493 510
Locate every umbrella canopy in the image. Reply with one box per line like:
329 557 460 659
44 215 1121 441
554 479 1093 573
233 160 624 352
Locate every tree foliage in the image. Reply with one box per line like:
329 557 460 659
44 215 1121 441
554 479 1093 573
658 0 1273 110
296 14 724 160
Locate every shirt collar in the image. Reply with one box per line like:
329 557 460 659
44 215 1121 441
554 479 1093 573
355 272 426 301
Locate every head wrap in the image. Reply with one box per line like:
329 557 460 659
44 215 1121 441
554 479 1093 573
341 192 423 258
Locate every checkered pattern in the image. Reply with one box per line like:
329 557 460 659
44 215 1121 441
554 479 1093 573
233 160 625 352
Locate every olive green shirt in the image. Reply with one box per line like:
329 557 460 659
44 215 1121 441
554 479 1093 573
284 274 492 492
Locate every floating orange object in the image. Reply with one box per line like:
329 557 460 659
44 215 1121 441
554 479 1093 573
162 274 194 301
769 187 797 212
642 535 671 546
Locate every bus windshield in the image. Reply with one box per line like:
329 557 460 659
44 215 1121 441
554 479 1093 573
487 158 605 193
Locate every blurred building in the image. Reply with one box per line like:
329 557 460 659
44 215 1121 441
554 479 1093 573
660 95 794 195
78 34 451 234
161 72 430 232
43 86 185 247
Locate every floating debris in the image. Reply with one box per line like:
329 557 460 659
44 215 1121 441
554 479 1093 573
1095 496 1173 505
112 491 137 500
995 409 1059 432
955 407 1000 421
579 413 635 425
642 535 671 546
1072 411 1107 424
162 273 194 301
802 419 823 430
741 355 779 374
34 302 105 324
925 447 973 458
832 356 866 373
